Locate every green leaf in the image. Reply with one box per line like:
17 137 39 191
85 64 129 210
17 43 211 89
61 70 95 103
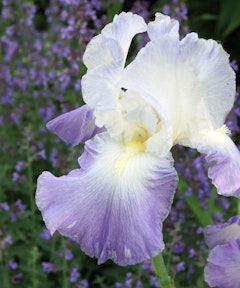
218 0 240 36
106 0 123 22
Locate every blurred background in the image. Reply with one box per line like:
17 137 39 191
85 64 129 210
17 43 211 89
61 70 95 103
0 0 240 287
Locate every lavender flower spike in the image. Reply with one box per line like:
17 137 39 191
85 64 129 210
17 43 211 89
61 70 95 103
204 216 240 288
36 12 239 266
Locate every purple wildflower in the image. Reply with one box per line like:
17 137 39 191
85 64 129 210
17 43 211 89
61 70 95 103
0 202 10 211
39 228 51 241
10 199 26 222
8 259 18 270
42 262 56 273
70 267 80 283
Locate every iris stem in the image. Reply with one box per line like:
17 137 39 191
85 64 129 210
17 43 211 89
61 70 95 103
237 199 240 215
152 253 175 288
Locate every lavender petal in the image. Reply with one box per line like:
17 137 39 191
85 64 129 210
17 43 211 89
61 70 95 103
205 237 240 288
36 133 178 266
46 104 102 146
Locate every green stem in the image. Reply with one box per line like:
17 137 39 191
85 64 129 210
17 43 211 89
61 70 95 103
237 199 240 215
1 258 10 288
152 253 175 288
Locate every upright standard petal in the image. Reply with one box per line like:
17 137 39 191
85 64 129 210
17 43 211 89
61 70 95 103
179 32 235 130
46 105 102 146
147 13 179 40
205 237 240 288
204 216 240 250
121 18 182 139
36 133 178 266
83 12 147 70
121 14 235 143
82 13 147 134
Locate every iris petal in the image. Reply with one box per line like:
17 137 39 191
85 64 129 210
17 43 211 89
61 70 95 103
46 105 102 145
194 130 240 197
147 13 179 40
82 12 147 134
36 133 178 266
205 237 240 288
121 14 235 143
180 32 235 129
204 216 240 250
83 12 147 70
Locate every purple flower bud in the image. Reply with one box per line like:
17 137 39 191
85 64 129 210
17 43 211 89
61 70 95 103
70 267 80 283
8 259 18 270
42 262 55 273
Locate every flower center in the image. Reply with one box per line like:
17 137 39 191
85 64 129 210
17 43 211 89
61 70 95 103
115 141 146 175
123 123 149 143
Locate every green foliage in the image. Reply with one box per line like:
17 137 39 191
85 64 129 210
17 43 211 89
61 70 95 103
217 0 240 37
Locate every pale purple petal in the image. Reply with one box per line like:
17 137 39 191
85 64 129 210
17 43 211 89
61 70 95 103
205 216 240 250
205 237 240 288
46 105 102 146
36 133 178 266
194 131 240 197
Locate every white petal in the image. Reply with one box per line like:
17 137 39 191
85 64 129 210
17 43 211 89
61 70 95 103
82 13 147 134
82 63 123 134
147 13 179 40
121 35 180 138
102 12 147 64
83 12 147 70
121 27 235 144
179 32 235 129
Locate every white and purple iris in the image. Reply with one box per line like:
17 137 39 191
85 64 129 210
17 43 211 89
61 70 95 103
204 216 240 288
36 12 240 266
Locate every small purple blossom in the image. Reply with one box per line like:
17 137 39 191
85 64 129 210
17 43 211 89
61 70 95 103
70 267 80 283
175 261 185 272
42 262 55 273
0 202 10 211
8 259 18 270
10 199 26 222
39 228 51 240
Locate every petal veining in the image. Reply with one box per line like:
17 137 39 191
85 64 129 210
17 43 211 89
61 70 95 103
36 133 178 266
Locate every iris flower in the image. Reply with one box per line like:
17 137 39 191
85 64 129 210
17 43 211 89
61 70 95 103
204 216 240 288
36 12 240 266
